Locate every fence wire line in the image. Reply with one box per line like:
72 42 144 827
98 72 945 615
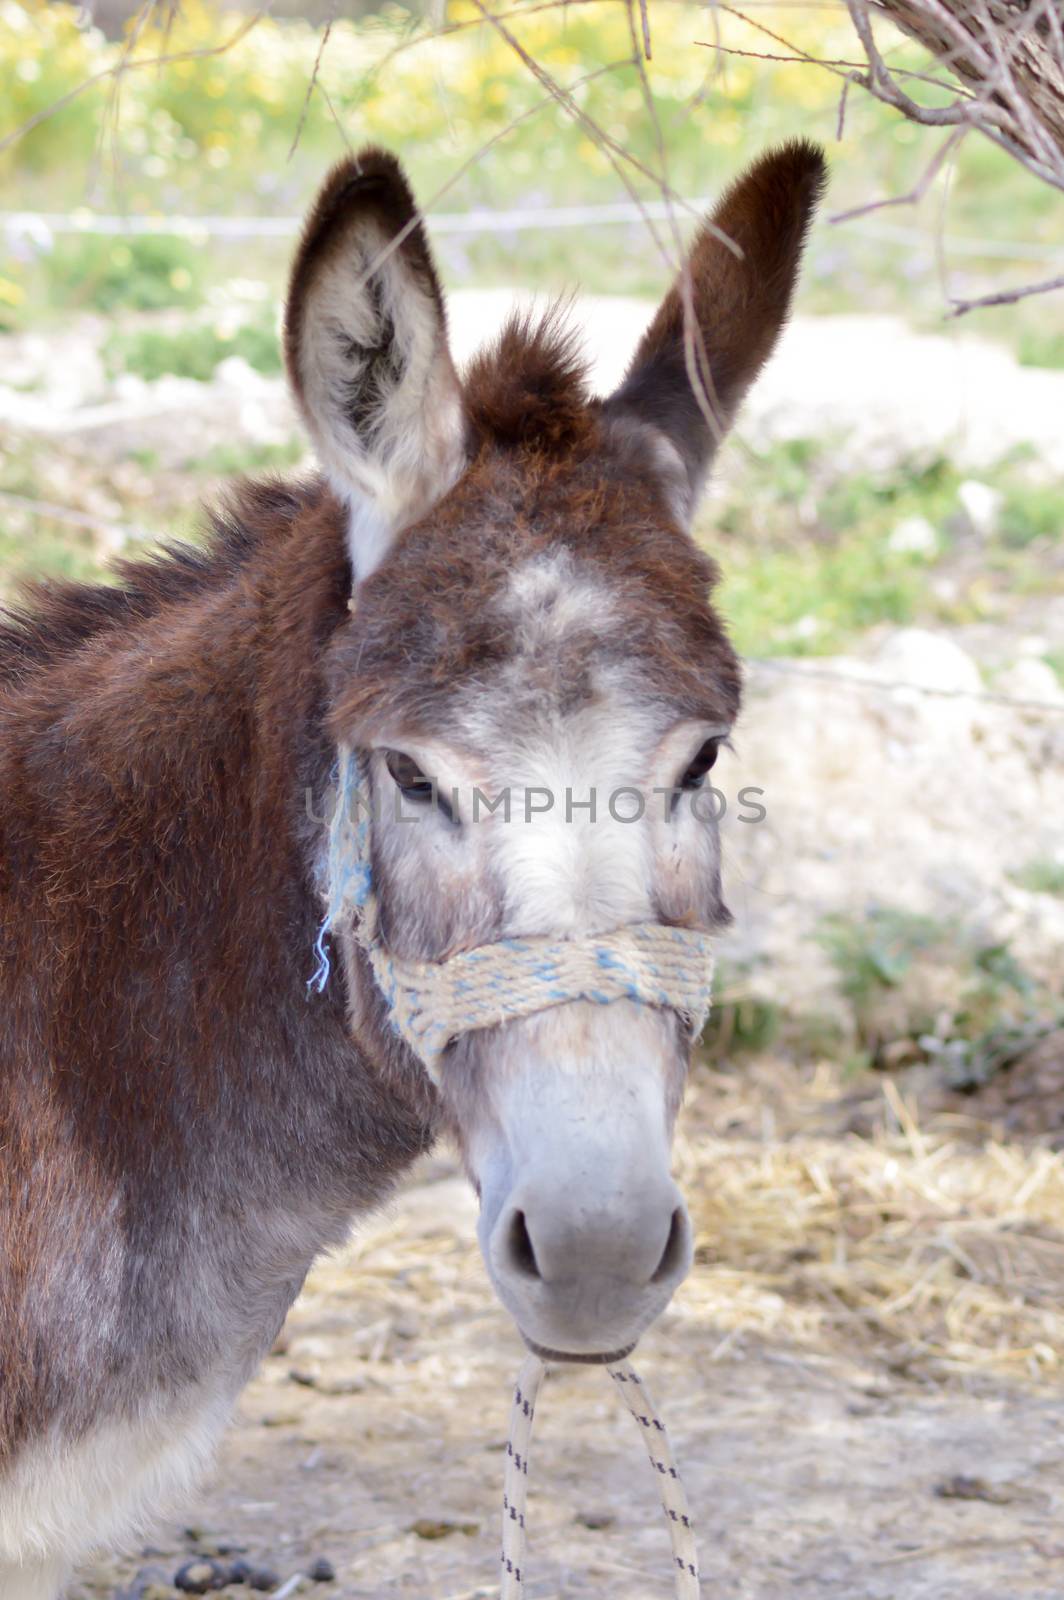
3 204 1064 263
1 487 1061 718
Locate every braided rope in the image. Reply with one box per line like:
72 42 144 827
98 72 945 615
607 1362 701 1597
501 1356 700 1599
500 1354 546 1595
310 746 716 1083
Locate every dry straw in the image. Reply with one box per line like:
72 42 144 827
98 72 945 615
675 1068 1064 1384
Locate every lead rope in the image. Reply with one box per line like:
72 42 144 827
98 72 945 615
500 1356 700 1599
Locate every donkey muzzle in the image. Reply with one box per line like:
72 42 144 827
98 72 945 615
486 1179 693 1362
473 1001 694 1360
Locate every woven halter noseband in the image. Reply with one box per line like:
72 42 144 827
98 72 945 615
309 744 716 1082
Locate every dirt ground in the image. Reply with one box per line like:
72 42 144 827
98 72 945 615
75 1057 1064 1600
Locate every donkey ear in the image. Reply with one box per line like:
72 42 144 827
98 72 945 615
284 149 467 580
604 141 826 519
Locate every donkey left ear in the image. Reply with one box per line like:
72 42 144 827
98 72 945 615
604 140 826 520
284 149 467 580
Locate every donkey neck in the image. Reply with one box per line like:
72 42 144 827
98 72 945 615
0 477 432 1233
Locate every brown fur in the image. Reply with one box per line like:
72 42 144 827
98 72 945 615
607 140 827 494
0 140 824 1573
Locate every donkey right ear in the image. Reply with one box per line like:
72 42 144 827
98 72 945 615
603 141 826 522
284 149 467 581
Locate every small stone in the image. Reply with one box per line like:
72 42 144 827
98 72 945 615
247 1569 281 1593
934 1473 1015 1504
575 1508 615 1530
225 1559 254 1586
409 1518 478 1540
887 514 938 557
956 479 1003 539
307 1558 336 1583
174 1560 227 1595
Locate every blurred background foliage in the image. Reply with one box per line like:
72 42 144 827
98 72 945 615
0 0 1061 655
1 0 1060 342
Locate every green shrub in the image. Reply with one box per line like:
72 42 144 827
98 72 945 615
44 234 205 313
103 314 281 382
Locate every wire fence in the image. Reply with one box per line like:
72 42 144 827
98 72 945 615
1 485 1061 718
4 203 1064 266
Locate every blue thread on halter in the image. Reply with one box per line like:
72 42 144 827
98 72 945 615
308 751 371 996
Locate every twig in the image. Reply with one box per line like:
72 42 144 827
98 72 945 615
0 11 267 157
638 0 652 60
948 270 1064 316
288 13 335 162
830 125 966 224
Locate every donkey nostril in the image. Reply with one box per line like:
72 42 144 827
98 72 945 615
652 1207 688 1284
508 1210 541 1279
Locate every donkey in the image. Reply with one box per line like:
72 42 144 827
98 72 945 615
0 141 824 1597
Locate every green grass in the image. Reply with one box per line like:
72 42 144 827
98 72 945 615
703 439 1064 656
1017 328 1064 370
103 315 282 384
817 903 1056 1081
820 907 946 1007
1010 859 1064 897
42 234 206 315
189 438 305 476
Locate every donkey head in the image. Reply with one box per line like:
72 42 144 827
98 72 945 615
286 144 825 1361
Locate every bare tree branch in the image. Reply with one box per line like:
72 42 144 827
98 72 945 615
949 270 1064 315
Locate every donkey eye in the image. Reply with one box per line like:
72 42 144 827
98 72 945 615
384 749 435 803
680 738 721 791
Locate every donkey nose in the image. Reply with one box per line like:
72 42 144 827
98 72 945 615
489 1181 693 1358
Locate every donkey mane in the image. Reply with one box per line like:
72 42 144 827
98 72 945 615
0 480 319 690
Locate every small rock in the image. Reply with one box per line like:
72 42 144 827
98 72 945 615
307 1558 336 1583
174 1560 227 1595
575 1508 615 1530
226 1558 254 1586
313 1373 366 1397
957 478 1003 539
995 658 1063 704
887 514 938 557
247 1568 281 1593
409 1518 479 1540
873 628 983 697
934 1473 1016 1504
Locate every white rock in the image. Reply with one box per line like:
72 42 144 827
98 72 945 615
215 354 270 393
112 372 149 402
888 515 938 556
994 658 1064 705
872 628 983 696
957 478 1004 538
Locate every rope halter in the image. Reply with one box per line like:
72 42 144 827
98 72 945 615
309 744 716 1085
